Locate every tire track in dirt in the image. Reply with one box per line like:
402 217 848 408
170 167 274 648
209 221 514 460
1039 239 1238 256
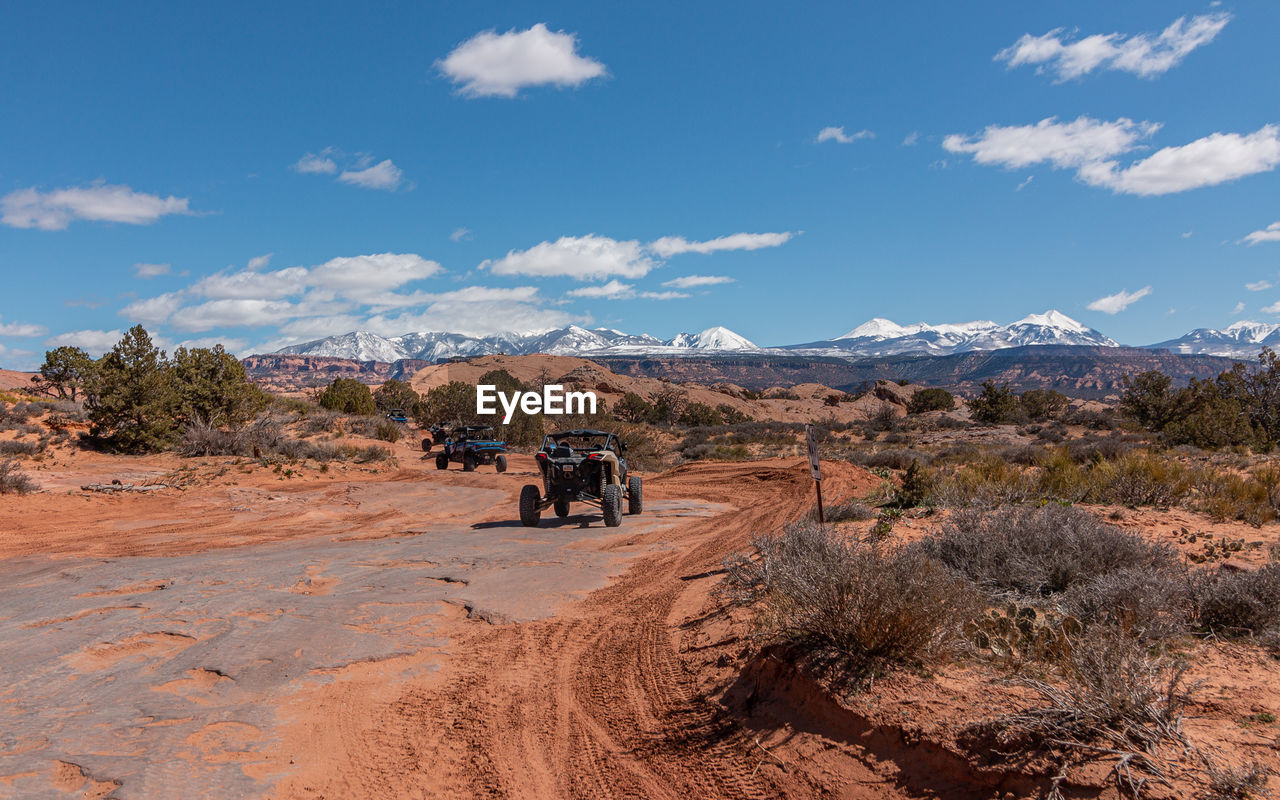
270 459 874 799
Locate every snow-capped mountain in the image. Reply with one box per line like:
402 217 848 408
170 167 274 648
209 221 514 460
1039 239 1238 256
277 325 760 361
1146 321 1280 358
791 310 1115 357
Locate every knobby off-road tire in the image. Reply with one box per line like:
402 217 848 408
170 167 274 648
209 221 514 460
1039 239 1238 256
519 485 542 527
436 453 449 470
421 437 432 452
627 476 643 515
554 498 570 517
495 454 507 473
602 484 623 528
463 453 477 472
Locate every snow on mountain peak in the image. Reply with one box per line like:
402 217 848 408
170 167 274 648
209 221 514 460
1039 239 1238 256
1012 310 1090 334
839 318 907 340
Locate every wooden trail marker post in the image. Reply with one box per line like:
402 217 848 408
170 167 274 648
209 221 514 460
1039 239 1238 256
805 423 823 523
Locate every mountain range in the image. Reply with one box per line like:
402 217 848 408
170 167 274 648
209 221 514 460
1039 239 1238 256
272 311 1278 364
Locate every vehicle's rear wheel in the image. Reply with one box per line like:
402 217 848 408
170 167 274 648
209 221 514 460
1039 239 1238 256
602 484 622 527
519 485 542 527
495 454 507 473
421 437 432 452
627 476 643 515
463 453 477 472
436 454 448 470
554 498 570 517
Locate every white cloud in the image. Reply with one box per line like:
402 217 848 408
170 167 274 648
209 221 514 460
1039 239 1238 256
2 182 191 230
947 117 1280 197
1232 301 1246 315
647 231 794 257
816 126 874 144
133 262 171 279
450 227 473 242
1087 285 1152 314
638 290 688 300
484 235 656 280
943 116 1159 170
247 253 273 270
120 292 187 325
192 266 311 300
996 13 1231 80
1078 125 1280 196
338 159 405 191
1245 222 1280 245
0 317 46 337
308 253 442 297
1264 301 1280 315
1016 176 1034 191
1181 231 1193 239
174 299 299 332
293 151 338 174
567 280 634 299
176 336 249 352
661 275 735 289
44 329 123 356
1247 280 1273 292
902 131 919 146
438 23 607 98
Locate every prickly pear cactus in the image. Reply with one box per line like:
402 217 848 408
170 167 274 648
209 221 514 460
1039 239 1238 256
964 602 1080 666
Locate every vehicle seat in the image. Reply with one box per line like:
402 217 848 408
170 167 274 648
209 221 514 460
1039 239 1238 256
553 443 573 459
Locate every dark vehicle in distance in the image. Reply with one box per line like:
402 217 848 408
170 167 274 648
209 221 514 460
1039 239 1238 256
437 425 508 472
385 408 408 424
520 429 642 528
421 422 449 452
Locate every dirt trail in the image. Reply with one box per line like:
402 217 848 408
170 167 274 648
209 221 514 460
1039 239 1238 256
267 458 877 799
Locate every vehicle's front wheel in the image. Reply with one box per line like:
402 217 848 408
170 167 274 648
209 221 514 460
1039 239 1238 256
463 453 477 472
554 498 570 517
627 476 643 515
495 454 507 473
519 485 542 527
421 437 432 452
602 484 622 527
436 454 448 470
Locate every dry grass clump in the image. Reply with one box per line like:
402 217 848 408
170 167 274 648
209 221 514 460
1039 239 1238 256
1189 564 1280 639
722 520 978 683
919 505 1180 599
0 460 35 494
180 416 394 463
1202 760 1270 800
990 628 1193 794
0 439 45 457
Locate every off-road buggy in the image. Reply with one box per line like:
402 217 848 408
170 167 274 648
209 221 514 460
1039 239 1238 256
436 425 507 472
519 429 642 528
421 422 449 452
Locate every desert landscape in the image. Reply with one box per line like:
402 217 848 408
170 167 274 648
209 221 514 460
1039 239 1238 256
3 342 1280 800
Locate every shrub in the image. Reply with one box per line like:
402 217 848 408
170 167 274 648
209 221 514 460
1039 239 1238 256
849 448 929 471
821 500 877 523
968 381 1022 425
1189 564 1280 636
31 346 97 401
0 440 44 457
85 325 178 453
317 378 376 416
1089 451 1192 507
0 460 35 494
679 402 724 427
920 505 1180 599
373 378 422 416
723 520 978 681
1019 389 1069 422
994 627 1191 762
894 459 931 508
716 403 750 424
374 419 402 443
171 344 268 428
908 387 955 414
615 392 654 423
1060 567 1191 641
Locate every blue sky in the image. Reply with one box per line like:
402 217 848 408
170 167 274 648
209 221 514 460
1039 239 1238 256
2 1 1279 367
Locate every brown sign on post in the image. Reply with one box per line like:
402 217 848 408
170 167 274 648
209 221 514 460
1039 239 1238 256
805 423 824 523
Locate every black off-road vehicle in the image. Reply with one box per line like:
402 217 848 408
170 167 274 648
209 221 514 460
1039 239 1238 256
437 425 508 472
519 429 642 528
421 422 449 452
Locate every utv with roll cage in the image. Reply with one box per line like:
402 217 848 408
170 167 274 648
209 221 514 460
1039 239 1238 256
436 425 508 472
519 429 642 528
